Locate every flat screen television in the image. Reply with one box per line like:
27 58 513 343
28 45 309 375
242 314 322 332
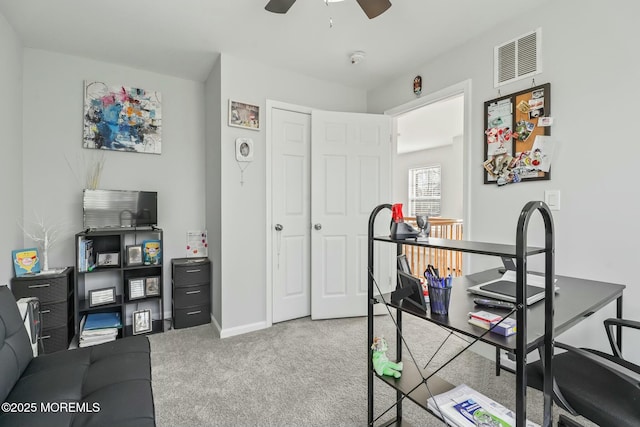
83 189 158 229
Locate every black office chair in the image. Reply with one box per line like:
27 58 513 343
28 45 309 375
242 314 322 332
527 318 640 427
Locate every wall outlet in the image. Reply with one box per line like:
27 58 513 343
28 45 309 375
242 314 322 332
544 190 561 210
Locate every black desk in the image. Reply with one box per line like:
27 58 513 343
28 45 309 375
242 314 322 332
385 268 625 353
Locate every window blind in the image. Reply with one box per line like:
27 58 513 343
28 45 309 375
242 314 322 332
408 165 441 216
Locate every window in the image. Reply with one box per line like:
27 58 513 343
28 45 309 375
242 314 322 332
408 165 441 216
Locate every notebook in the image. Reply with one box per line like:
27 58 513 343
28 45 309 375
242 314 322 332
467 258 558 305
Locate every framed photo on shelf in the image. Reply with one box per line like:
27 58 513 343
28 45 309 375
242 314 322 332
88 287 116 307
142 240 162 265
96 252 120 267
128 278 146 300
132 309 152 335
145 276 160 296
228 99 260 130
125 245 143 266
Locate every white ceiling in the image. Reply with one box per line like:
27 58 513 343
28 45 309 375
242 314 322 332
0 0 549 90
396 94 464 154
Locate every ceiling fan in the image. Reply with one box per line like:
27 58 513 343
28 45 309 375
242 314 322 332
265 0 392 19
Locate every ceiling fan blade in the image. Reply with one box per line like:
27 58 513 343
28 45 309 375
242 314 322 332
355 0 392 19
265 0 297 14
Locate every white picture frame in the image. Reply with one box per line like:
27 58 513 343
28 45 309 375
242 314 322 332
96 252 120 267
235 138 254 162
128 278 146 300
229 100 260 130
132 309 152 335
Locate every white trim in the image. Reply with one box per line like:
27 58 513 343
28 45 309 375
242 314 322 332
219 320 269 339
385 79 473 272
211 314 222 338
265 100 313 329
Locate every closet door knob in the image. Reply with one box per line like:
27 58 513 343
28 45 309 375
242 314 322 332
314 224 322 230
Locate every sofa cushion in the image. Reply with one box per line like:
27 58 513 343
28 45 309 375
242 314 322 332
0 335 155 427
0 286 33 403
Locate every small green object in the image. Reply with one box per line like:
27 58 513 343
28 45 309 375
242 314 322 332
371 337 403 379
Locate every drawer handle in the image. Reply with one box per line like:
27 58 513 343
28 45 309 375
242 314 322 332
28 283 50 289
40 335 51 340
186 269 201 273
186 310 202 316
185 290 201 295
41 309 51 314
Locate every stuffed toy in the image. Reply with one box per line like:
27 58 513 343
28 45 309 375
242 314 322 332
371 337 403 378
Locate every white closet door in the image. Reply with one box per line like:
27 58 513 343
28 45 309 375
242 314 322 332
271 108 311 323
310 110 392 319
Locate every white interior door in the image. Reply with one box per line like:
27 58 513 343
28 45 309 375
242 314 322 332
311 110 392 319
272 108 311 323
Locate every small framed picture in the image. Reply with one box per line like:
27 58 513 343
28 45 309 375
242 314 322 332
145 276 160 296
228 99 260 130
96 252 120 267
235 138 254 162
126 245 143 266
132 309 152 335
89 287 116 307
128 278 146 300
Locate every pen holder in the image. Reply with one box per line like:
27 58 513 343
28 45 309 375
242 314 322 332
427 283 452 315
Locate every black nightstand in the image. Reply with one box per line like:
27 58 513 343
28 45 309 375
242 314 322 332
171 258 211 329
11 267 74 353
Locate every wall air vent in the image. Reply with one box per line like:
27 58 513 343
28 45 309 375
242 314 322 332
494 28 541 87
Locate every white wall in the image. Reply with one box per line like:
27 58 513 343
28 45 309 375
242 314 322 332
0 13 23 287
22 49 207 316
393 135 463 219
368 1 640 359
213 53 367 334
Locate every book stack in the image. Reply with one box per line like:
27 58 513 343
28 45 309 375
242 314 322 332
468 310 503 329
427 384 540 427
77 237 95 272
79 312 122 348
468 310 516 336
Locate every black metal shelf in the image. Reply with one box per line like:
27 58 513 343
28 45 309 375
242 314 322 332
375 360 455 412
368 202 555 427
372 236 545 257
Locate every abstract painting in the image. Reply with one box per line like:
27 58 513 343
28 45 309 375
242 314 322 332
83 81 162 154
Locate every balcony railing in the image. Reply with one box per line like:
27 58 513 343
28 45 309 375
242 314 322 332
402 217 464 277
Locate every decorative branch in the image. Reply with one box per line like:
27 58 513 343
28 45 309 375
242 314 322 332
19 213 67 272
64 151 106 189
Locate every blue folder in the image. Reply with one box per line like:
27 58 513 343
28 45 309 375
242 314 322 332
84 312 122 330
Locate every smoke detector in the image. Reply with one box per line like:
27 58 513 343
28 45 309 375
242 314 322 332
350 51 366 65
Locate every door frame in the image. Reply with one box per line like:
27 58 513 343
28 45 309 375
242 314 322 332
384 79 473 271
265 99 312 328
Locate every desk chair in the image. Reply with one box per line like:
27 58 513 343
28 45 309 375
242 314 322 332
527 318 640 427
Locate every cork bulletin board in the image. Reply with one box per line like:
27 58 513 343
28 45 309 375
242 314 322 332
483 83 552 186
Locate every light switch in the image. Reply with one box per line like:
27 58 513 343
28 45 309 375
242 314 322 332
544 190 561 211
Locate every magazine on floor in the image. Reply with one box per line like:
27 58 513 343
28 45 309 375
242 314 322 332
426 384 540 427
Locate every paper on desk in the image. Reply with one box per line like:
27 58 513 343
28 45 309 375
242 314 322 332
426 384 540 427
501 270 556 286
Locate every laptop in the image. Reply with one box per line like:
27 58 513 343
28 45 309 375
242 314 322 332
467 257 558 306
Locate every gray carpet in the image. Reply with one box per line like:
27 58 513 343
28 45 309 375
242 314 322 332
149 315 595 427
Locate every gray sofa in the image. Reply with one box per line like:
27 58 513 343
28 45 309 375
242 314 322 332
0 285 155 427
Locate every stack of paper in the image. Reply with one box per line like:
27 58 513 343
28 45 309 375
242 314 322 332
427 384 540 427
79 312 122 348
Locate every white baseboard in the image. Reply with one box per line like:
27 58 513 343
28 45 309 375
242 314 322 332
219 320 269 339
211 314 222 338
